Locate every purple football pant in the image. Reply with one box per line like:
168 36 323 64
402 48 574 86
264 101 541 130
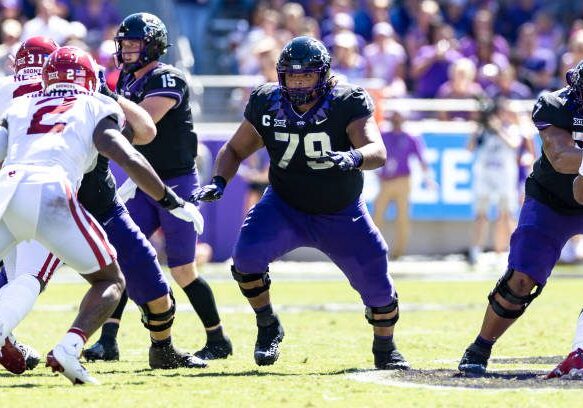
0 262 6 287
126 171 199 268
96 199 170 305
233 187 396 307
508 196 583 285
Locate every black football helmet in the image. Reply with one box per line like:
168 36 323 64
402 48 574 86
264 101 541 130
114 12 169 73
276 36 332 106
567 60 583 105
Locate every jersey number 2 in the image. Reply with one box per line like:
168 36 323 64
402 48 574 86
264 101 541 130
275 131 333 170
26 97 75 135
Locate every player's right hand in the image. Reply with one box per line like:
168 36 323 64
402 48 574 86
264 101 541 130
190 176 226 203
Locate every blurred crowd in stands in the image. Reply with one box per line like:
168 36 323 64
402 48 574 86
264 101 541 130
0 0 121 86
228 0 583 102
2 0 581 104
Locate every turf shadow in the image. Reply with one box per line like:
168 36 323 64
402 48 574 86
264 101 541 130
131 367 362 378
490 356 563 365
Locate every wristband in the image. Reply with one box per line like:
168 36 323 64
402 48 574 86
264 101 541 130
157 186 181 209
351 149 364 168
211 175 227 190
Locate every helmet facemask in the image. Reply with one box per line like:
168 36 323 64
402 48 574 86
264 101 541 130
114 38 148 73
277 66 330 106
276 36 332 106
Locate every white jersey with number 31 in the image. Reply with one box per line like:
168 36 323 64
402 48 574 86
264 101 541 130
0 75 43 115
2 91 124 189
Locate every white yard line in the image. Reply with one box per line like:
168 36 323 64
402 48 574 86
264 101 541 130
347 370 577 392
32 302 480 313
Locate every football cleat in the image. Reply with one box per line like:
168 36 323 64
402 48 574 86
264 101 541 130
0 335 26 374
46 345 98 385
82 339 119 361
546 348 583 379
374 348 411 370
458 343 491 375
149 343 208 369
194 336 233 361
20 340 40 371
254 318 285 366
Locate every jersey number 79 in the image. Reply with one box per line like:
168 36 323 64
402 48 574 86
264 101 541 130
275 131 334 170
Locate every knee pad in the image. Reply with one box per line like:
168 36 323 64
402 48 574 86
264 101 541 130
488 268 544 319
138 290 176 332
231 265 271 298
365 296 399 327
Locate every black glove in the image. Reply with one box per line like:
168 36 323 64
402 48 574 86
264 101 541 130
322 150 363 171
190 176 227 203
158 186 185 210
98 70 119 101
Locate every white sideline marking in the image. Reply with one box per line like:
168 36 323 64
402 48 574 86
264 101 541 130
33 302 478 313
347 371 571 392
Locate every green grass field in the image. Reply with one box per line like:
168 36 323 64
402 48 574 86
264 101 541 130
2 263 583 407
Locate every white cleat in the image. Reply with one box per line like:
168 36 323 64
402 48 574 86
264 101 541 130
46 344 99 385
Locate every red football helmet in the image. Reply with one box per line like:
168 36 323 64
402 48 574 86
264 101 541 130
42 46 98 92
14 36 59 75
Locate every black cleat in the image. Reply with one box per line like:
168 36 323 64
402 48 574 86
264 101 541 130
458 343 491 375
149 344 207 369
194 336 233 361
82 339 119 362
254 319 285 366
374 348 411 370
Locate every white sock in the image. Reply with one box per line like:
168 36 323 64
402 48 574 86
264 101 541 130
0 274 40 341
572 310 583 351
58 329 87 357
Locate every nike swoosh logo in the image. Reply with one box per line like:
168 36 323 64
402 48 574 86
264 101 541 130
352 215 363 222
102 217 114 226
169 185 179 189
315 117 327 125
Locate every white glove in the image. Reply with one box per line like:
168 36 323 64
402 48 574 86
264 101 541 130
169 201 204 234
117 178 137 203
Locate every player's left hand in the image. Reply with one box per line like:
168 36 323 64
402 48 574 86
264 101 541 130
322 150 363 171
190 176 227 203
97 69 119 101
158 187 204 233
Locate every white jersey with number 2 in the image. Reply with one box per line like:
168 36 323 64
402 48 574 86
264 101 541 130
0 90 124 275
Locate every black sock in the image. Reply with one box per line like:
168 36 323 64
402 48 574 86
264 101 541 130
254 304 276 327
99 322 119 344
182 277 221 328
373 334 395 354
206 326 225 342
151 336 172 348
110 290 129 320
474 335 495 351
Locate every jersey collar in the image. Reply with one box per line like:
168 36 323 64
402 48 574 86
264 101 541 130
269 84 335 128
